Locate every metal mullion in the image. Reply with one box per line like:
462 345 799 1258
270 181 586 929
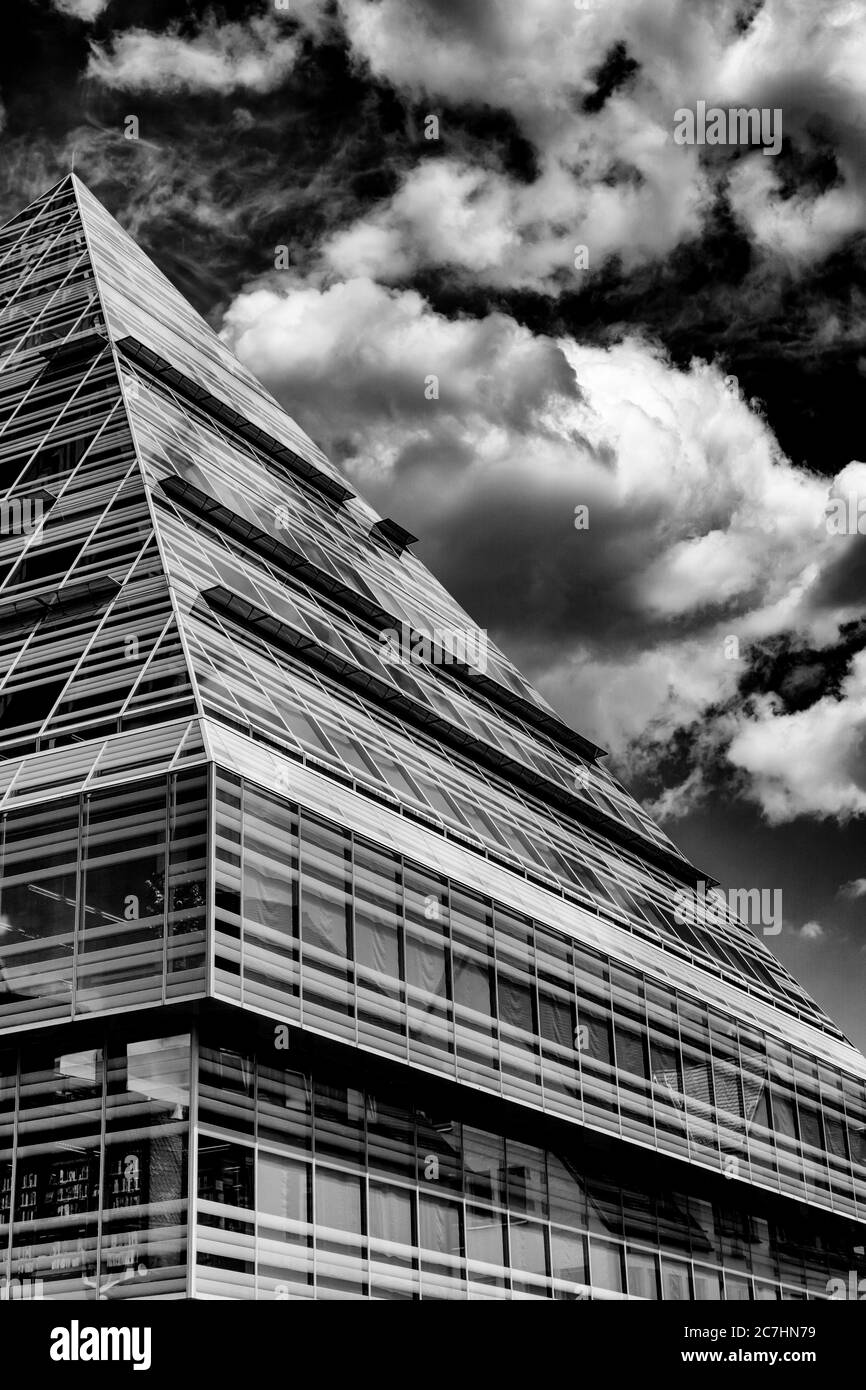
1 888 20 1289
310 1065 318 1297
160 773 171 1007
349 819 358 1049
70 787 87 1017
444 877 457 1080
206 762 216 1001
488 896 502 1090
93 1035 109 1296
187 1026 199 1298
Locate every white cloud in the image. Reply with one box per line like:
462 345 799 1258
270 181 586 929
839 878 866 899
51 0 109 19
799 920 825 939
322 147 709 291
222 273 866 821
728 159 866 268
315 0 866 285
88 14 301 93
726 651 866 823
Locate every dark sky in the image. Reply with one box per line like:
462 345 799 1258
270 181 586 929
4 0 866 1050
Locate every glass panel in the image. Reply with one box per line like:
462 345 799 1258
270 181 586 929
452 889 497 1087
551 1229 587 1298
464 1128 505 1205
13 1045 103 1298
590 1239 624 1296
165 770 207 996
354 840 405 1055
405 865 452 1070
300 815 351 958
466 1206 506 1288
242 787 299 1016
299 814 353 1037
627 1247 659 1299
661 1257 692 1301
102 1034 189 1296
77 780 167 1012
0 798 78 1029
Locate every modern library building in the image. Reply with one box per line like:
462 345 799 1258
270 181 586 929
0 174 864 1299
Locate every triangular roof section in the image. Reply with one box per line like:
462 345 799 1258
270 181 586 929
69 175 587 736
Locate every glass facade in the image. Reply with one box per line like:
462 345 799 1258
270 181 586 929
1 1017 861 1301
190 1025 866 1302
0 769 207 1028
0 1027 189 1299
0 173 864 1298
209 777 866 1222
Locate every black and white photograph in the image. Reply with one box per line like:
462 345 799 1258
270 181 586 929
0 0 864 1353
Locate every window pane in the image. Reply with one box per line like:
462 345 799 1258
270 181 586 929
242 788 298 935
315 1168 362 1235
590 1239 623 1294
627 1248 659 1299
552 1230 587 1290
510 1218 547 1276
464 1128 504 1205
300 815 351 958
419 1195 461 1256
259 1153 308 1223
466 1207 505 1274
661 1258 692 1300
354 841 402 981
369 1183 413 1247
197 1137 254 1209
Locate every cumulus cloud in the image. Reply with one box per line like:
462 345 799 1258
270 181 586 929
221 272 866 821
799 920 825 939
51 0 109 18
322 149 708 290
88 13 302 94
726 651 866 822
728 159 866 268
311 0 866 286
838 878 866 899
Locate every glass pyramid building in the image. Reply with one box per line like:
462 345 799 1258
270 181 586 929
0 172 864 1301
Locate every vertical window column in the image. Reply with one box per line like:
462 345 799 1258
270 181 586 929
299 814 354 1041
240 786 299 1020
536 928 580 1121
165 771 208 998
612 967 653 1146
213 770 243 1002
102 1033 190 1298
452 888 498 1090
496 908 540 1107
11 1045 103 1298
0 798 78 1029
0 1051 15 1294
76 780 167 1013
404 865 453 1076
354 840 406 1058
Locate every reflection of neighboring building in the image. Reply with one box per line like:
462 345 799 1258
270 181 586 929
0 174 864 1299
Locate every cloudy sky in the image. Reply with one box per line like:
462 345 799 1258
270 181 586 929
4 0 866 1048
